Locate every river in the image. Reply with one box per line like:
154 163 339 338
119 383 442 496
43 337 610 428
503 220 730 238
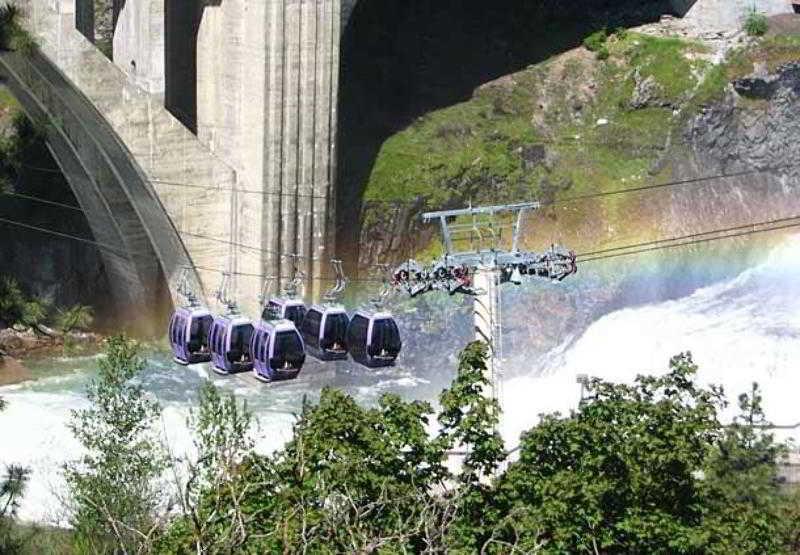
2 233 800 524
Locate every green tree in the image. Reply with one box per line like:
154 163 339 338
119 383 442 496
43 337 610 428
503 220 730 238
0 464 30 554
494 353 726 553
0 276 47 330
0 4 37 55
56 304 94 334
437 341 508 551
165 382 256 553
65 335 167 553
701 383 789 553
0 393 31 555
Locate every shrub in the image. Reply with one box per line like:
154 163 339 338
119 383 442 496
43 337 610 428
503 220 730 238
56 304 93 333
744 10 768 37
596 46 610 61
613 26 629 41
0 3 38 56
0 276 47 329
583 28 608 52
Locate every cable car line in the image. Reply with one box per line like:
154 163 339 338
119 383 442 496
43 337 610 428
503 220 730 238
0 191 83 211
577 216 800 263
149 162 800 206
0 216 129 257
547 162 800 206
13 160 800 218
577 215 800 259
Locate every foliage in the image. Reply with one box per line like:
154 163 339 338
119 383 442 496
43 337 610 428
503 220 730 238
55 304 93 334
437 342 507 550
0 3 37 55
0 275 48 330
0 465 31 554
744 10 769 37
492 353 724 552
166 382 256 552
583 28 608 53
60 341 800 553
64 335 167 554
701 383 790 553
361 33 716 257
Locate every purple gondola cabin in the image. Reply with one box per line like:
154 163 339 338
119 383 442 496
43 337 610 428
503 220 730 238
169 307 213 365
250 319 306 382
346 310 402 368
208 315 255 374
299 305 350 361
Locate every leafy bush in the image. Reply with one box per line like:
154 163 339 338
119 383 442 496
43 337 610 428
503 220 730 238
596 46 610 61
56 304 93 333
0 276 47 329
64 341 800 553
613 26 629 41
583 28 608 52
65 336 166 553
0 3 38 56
744 10 769 37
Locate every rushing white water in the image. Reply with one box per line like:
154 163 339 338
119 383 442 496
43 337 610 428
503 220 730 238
3 235 800 523
501 234 800 445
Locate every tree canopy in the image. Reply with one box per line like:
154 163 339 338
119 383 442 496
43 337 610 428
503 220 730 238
37 338 800 553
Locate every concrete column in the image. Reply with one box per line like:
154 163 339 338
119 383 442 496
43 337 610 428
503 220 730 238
279 0 301 287
194 0 342 309
263 0 285 293
113 0 165 97
297 0 317 292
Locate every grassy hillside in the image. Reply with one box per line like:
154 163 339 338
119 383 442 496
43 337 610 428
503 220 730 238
360 31 800 259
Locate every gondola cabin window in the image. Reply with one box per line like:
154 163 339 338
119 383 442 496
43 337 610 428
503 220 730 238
322 313 348 349
302 310 322 347
348 314 369 356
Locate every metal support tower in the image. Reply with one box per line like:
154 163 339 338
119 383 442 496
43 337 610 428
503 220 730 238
392 201 577 403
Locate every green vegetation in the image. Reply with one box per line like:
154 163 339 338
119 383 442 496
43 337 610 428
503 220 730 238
55 304 93 334
744 9 769 37
0 3 37 55
0 276 47 330
0 458 30 553
363 32 719 254
0 339 777 552
583 28 608 59
65 336 166 553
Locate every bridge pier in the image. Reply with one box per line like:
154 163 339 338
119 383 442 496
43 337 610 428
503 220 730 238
195 0 341 302
12 0 346 327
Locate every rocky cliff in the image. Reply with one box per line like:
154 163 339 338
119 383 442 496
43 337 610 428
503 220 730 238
354 24 800 274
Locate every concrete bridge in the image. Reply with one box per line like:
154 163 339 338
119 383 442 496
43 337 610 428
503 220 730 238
1 0 792 332
1 0 358 330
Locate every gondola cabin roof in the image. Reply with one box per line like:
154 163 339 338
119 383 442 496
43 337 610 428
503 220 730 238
270 298 305 307
309 304 347 314
257 319 297 333
177 306 212 318
216 315 252 327
352 310 393 320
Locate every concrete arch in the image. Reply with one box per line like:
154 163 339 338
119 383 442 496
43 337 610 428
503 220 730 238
0 48 196 332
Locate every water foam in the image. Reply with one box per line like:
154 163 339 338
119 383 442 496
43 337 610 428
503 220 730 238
500 234 800 446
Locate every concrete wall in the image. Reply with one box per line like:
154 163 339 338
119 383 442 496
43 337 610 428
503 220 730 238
196 0 340 302
16 0 346 318
113 0 165 97
17 0 242 317
680 0 793 29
